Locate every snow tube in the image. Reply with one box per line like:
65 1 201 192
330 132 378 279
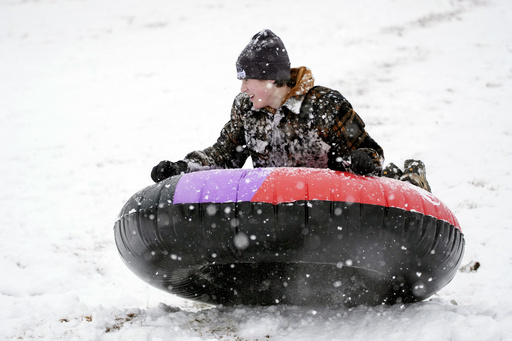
114 168 464 307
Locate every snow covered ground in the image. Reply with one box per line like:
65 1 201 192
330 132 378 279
1 0 511 339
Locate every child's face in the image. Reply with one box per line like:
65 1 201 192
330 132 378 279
240 79 275 109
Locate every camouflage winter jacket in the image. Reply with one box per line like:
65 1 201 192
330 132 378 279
183 67 384 175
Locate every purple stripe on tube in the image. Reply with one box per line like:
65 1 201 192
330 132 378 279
173 168 273 204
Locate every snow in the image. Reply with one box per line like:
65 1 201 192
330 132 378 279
1 0 511 339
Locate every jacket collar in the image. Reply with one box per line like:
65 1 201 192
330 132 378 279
281 66 315 114
283 96 303 114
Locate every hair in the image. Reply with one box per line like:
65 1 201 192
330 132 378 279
275 78 296 88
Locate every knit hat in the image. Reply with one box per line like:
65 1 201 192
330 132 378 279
236 29 291 81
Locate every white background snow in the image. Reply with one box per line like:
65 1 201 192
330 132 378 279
1 0 511 339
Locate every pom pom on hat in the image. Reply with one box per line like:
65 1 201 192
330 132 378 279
236 29 291 81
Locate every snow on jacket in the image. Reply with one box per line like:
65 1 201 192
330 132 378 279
183 67 384 175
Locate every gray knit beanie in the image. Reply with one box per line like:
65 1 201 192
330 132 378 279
236 29 291 81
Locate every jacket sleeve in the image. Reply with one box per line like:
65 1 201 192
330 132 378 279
317 89 384 174
182 94 250 172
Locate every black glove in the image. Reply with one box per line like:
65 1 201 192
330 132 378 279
348 150 375 175
151 160 188 183
328 147 348 171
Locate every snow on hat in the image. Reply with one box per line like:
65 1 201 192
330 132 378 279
236 29 291 81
